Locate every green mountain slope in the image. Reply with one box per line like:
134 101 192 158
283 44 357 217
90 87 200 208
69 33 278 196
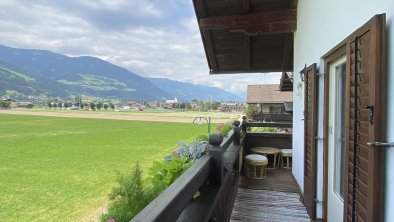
0 44 243 101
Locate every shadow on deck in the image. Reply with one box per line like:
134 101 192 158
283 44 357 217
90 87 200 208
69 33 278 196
230 169 310 222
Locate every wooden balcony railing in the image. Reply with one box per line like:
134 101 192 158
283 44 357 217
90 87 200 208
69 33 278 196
242 116 293 152
132 121 243 222
250 112 293 122
132 117 293 222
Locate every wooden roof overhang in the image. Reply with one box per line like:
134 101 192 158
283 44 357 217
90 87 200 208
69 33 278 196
193 0 298 74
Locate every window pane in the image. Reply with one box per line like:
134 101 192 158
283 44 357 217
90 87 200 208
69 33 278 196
334 62 346 199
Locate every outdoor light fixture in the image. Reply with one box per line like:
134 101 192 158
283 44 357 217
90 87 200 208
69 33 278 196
299 64 307 82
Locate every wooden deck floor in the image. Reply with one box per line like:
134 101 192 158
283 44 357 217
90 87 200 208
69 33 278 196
239 168 299 192
230 169 310 222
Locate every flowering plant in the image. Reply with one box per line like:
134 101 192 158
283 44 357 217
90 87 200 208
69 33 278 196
216 122 234 137
170 140 209 161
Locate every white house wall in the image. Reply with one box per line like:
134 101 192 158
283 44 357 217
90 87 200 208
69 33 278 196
293 1 394 220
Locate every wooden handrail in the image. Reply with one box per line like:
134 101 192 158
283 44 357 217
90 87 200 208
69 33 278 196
132 156 212 222
245 122 293 128
132 121 242 222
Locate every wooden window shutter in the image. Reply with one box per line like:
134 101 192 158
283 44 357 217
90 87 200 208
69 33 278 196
344 14 386 222
303 63 318 220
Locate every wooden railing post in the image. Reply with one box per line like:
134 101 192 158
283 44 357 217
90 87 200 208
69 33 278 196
209 134 223 186
241 115 247 134
233 120 241 145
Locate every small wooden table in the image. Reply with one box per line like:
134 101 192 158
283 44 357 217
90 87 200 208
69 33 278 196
251 147 281 169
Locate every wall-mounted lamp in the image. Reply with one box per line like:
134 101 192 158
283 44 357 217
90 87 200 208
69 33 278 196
299 64 307 82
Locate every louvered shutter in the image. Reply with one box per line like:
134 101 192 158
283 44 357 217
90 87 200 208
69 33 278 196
344 14 386 222
303 63 318 220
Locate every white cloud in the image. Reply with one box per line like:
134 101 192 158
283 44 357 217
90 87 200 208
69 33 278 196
0 1 282 99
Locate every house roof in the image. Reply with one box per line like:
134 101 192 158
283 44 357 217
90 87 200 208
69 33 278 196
247 84 293 104
279 72 293 91
192 0 298 74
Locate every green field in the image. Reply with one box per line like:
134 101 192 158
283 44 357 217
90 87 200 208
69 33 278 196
26 108 241 120
0 114 209 221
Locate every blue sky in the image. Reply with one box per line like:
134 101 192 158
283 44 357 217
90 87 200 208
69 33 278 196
0 0 281 96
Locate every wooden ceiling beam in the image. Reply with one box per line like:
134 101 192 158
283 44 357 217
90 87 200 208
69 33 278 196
242 0 251 71
281 34 292 70
199 9 297 33
242 0 250 12
193 0 218 72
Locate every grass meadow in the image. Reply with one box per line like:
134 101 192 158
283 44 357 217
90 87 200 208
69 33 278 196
0 114 209 221
27 107 241 120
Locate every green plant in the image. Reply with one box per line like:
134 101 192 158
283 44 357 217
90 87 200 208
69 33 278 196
194 134 209 142
145 156 194 195
101 156 194 222
249 126 278 133
216 123 234 137
171 140 209 161
246 104 258 119
100 163 152 222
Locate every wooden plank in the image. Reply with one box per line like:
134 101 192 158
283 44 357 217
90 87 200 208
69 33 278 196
242 0 250 12
281 34 293 71
242 0 251 71
343 14 386 222
303 63 318 220
223 143 241 170
244 36 251 71
177 167 239 222
192 0 218 72
239 168 298 192
199 9 297 33
132 156 212 222
201 30 218 71
220 129 235 152
176 185 220 222
231 188 309 221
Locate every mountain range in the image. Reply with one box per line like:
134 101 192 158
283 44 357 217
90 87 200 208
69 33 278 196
0 44 243 102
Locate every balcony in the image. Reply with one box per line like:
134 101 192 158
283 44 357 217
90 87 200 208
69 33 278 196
249 112 293 122
132 119 309 222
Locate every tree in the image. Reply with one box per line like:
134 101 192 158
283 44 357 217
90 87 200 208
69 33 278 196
97 101 103 110
109 103 115 110
0 100 10 109
205 101 213 111
246 104 258 119
75 95 82 105
104 104 109 110
58 102 63 109
47 102 52 109
212 101 221 110
90 102 96 111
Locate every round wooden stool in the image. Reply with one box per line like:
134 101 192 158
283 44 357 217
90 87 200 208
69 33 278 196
244 154 268 179
251 147 281 169
280 149 293 168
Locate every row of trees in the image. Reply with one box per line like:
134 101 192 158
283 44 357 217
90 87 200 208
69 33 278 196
0 100 11 109
47 101 115 111
162 100 223 111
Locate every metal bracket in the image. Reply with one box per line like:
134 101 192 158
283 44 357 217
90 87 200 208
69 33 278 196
315 136 324 140
367 142 394 147
314 199 324 204
316 72 325 77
